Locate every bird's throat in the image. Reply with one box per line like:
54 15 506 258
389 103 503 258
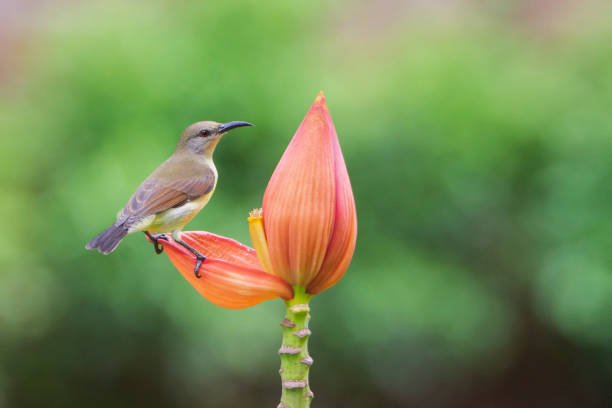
203 137 222 159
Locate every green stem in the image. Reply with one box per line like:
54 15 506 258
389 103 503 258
278 286 313 408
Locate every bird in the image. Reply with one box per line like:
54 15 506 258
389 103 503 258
86 120 254 277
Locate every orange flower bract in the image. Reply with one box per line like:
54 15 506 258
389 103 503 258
262 92 357 293
161 232 293 309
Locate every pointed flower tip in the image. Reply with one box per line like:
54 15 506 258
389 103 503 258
314 91 326 105
300 92 332 139
311 92 329 114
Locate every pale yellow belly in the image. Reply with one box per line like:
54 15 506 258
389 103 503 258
128 192 214 233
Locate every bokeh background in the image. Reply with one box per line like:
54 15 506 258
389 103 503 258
1 0 612 407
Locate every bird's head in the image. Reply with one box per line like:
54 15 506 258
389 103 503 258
177 120 254 156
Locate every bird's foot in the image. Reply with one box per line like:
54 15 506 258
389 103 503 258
193 253 206 278
174 238 207 278
145 232 168 254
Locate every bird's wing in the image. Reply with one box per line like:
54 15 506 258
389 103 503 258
118 165 215 225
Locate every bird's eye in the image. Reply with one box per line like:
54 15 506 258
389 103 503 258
198 129 210 137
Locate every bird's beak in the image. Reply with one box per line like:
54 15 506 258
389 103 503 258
218 121 254 133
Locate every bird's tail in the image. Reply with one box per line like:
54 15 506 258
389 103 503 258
86 224 129 255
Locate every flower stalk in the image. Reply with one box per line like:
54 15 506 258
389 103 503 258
278 286 313 408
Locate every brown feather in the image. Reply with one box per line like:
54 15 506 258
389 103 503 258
117 154 216 226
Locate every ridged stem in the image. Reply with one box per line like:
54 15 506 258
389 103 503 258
277 286 313 408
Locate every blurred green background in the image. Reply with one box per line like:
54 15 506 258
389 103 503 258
1 0 612 406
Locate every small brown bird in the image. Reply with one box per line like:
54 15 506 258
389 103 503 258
86 121 253 276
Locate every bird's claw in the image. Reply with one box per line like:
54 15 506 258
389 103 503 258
194 254 206 278
153 239 164 254
169 236 207 279
145 232 168 254
145 232 205 278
